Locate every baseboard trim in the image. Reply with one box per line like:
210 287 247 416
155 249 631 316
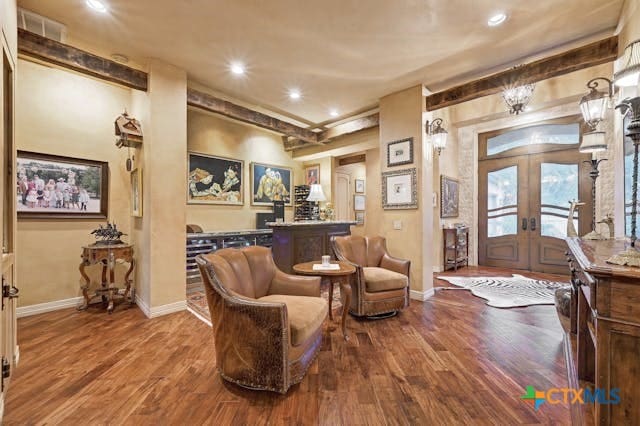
187 306 212 327
135 294 186 318
17 297 83 318
432 265 443 273
410 288 435 301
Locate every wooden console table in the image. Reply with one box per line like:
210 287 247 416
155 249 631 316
566 237 640 425
79 243 135 314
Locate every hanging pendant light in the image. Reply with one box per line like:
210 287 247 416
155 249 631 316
579 78 614 131
502 83 535 115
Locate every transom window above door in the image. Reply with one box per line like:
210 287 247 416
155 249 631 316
486 123 580 156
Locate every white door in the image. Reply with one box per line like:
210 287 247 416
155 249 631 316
335 173 350 221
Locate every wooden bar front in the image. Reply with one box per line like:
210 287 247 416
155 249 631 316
268 221 355 273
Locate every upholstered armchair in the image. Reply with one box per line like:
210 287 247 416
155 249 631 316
331 235 410 317
196 246 328 394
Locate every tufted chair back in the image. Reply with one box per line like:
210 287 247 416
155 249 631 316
332 235 389 267
209 246 277 299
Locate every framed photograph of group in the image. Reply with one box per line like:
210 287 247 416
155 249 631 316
251 162 293 206
187 152 243 205
17 151 109 219
382 167 417 210
440 175 459 218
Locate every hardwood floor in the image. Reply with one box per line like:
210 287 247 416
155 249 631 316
5 267 570 425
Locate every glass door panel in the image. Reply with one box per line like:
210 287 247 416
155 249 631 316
487 165 518 238
539 163 578 238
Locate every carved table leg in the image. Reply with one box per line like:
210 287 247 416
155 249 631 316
100 262 108 305
326 277 334 320
107 253 115 314
339 277 352 341
78 261 91 310
123 258 135 304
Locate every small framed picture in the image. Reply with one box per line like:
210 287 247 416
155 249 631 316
355 211 365 226
354 194 366 211
304 164 320 186
130 168 142 217
382 168 418 209
355 178 365 193
387 137 414 167
440 175 460 218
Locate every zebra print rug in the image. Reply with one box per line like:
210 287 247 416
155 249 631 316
436 274 570 308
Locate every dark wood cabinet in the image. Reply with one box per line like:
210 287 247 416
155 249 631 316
443 226 469 271
566 237 640 425
269 221 354 273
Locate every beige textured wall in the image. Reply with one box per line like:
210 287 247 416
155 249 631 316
377 85 432 294
137 60 187 309
303 156 332 205
16 60 132 307
187 108 304 230
618 0 640 50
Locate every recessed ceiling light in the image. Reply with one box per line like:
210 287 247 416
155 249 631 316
329 109 339 117
86 0 107 13
230 62 245 76
289 89 301 100
487 12 507 27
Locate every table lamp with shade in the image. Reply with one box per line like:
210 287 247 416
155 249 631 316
306 184 326 221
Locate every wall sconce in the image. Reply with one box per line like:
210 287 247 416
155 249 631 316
613 39 640 87
502 83 535 115
579 78 614 132
425 118 448 155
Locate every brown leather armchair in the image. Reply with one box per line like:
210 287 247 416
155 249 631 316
196 246 328 394
331 235 410 317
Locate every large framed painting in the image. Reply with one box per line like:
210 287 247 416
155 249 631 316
188 152 243 205
17 151 109 219
251 162 293 206
382 168 417 209
440 175 459 218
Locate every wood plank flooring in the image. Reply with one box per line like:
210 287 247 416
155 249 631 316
4 267 571 425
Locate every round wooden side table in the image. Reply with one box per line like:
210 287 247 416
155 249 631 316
292 260 355 340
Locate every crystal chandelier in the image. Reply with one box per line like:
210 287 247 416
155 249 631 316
502 83 535 115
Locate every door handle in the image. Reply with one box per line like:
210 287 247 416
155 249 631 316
522 218 528 230
530 217 537 231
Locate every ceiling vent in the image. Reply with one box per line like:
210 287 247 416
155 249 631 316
17 8 67 43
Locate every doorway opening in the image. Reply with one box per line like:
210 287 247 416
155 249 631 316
478 117 593 275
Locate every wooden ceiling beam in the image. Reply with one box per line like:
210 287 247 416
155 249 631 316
338 154 366 166
424 36 618 111
318 112 379 142
187 88 319 143
18 28 148 91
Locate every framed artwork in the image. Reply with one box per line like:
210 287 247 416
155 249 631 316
354 194 366 211
17 151 108 219
355 211 365 226
251 162 293 206
382 167 418 210
387 137 414 167
355 178 365 193
130 168 142 217
188 152 243 205
304 164 320 186
440 175 460 218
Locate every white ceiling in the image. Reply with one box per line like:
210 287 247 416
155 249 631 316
17 0 624 126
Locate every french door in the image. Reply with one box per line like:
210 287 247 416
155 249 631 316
478 118 592 274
